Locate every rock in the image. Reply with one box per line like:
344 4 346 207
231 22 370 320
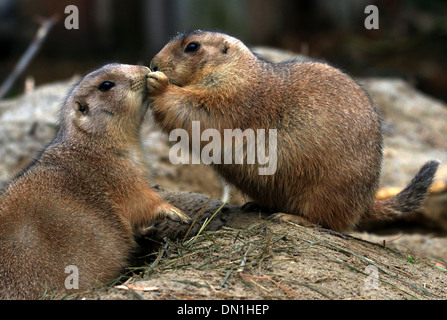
360 78 447 186
0 79 74 183
1 49 446 301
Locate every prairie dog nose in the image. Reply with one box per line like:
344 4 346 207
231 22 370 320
149 59 159 72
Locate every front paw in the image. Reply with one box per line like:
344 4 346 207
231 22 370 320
147 71 169 96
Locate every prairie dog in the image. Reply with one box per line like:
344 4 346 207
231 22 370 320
0 63 189 299
147 30 439 232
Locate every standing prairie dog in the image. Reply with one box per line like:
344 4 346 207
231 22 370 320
0 63 189 299
147 30 439 232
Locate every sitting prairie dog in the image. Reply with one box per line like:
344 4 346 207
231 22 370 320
0 63 189 299
147 30 439 232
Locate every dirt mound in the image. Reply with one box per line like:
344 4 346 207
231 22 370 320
74 190 447 300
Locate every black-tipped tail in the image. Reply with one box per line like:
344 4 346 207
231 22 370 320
363 160 440 223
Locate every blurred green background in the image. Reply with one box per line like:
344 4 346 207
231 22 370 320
1 0 446 102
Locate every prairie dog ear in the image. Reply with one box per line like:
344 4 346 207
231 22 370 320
221 41 230 54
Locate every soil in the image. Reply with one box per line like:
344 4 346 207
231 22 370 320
69 157 447 301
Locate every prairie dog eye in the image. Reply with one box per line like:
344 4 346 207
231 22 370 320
98 81 115 92
184 42 200 53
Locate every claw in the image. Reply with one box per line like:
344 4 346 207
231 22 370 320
268 212 315 227
139 224 158 236
157 203 192 224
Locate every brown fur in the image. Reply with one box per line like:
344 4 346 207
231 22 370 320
148 30 439 232
0 63 189 299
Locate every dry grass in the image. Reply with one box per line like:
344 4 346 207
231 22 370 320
74 211 447 300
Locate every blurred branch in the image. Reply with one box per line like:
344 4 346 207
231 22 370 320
0 15 58 100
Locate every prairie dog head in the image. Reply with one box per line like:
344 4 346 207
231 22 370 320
60 64 150 143
150 30 254 87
